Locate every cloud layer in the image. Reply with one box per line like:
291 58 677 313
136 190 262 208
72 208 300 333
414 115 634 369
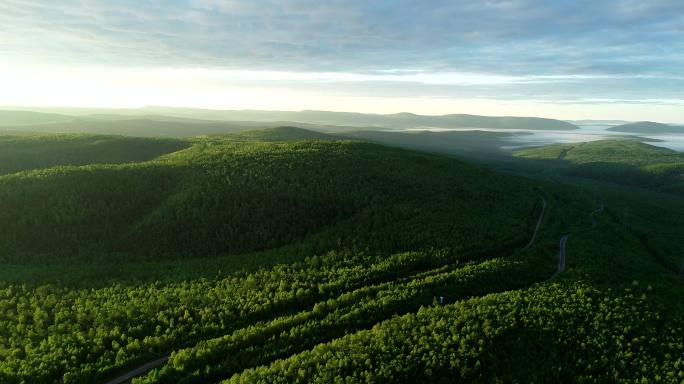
1 1 683 115
2 0 683 74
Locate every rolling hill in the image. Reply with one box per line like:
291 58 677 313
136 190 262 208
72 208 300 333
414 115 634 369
0 127 536 264
3 106 580 131
0 128 548 383
0 110 76 126
514 139 684 193
0 119 259 138
0 118 380 137
607 121 684 134
513 138 684 272
0 128 682 384
0 134 188 175
343 129 513 157
136 107 582 130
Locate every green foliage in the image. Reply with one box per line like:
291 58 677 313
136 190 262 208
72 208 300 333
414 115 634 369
515 139 680 166
0 135 533 262
0 134 188 175
513 138 684 273
0 130 682 384
230 126 337 141
0 119 260 138
134 249 552 384
514 139 684 194
0 245 552 384
224 282 684 384
343 130 511 158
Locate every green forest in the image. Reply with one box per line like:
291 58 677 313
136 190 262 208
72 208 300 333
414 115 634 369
0 126 683 383
514 139 684 194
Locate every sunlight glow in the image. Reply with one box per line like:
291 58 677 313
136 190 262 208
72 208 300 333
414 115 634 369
1 64 683 123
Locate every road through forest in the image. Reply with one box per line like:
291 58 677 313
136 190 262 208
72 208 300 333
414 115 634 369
100 194 553 383
103 357 169 384
523 195 547 250
547 235 570 282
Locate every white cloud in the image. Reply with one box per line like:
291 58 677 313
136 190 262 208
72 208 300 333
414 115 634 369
0 1 682 121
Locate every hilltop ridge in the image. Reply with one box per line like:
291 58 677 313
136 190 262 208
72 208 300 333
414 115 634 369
607 121 684 134
1 107 578 131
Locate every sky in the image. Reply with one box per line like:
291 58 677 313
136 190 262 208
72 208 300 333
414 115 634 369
0 0 683 122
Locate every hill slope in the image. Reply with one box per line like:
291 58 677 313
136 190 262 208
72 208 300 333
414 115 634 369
4 107 580 130
513 138 684 271
0 119 261 138
0 118 378 137
141 107 581 130
0 110 75 126
0 134 188 175
343 129 512 157
607 121 684 134
230 126 338 141
0 128 554 383
0 129 535 262
1 129 682 384
514 139 684 193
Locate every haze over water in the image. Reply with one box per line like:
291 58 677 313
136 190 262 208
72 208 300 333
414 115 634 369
403 122 684 152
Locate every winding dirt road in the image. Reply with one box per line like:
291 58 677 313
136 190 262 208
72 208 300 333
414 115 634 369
102 357 169 384
546 234 570 282
549 195 604 280
523 195 547 250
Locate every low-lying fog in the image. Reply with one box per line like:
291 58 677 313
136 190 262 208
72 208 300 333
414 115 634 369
401 122 684 152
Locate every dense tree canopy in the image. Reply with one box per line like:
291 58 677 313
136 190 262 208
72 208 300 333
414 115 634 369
0 129 682 384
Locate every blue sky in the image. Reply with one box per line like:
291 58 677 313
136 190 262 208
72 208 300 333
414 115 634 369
1 0 683 121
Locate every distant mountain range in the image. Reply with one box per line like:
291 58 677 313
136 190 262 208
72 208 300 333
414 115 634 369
6 108 684 137
139 107 580 130
0 107 579 131
607 121 684 134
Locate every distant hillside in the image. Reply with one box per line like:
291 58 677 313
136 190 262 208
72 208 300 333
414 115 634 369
0 119 263 137
513 138 684 272
0 134 188 175
344 130 512 157
4 106 579 131
141 107 579 130
437 114 578 130
514 139 684 194
0 129 535 261
607 121 684 134
231 126 339 141
0 110 75 126
1 118 370 137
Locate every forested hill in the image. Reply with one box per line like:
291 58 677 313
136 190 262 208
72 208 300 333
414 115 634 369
514 139 684 194
0 134 188 175
0 110 75 126
607 121 684 134
0 127 535 262
229 126 338 141
1 128 683 384
139 108 579 130
1 107 579 131
0 119 259 138
513 138 684 273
